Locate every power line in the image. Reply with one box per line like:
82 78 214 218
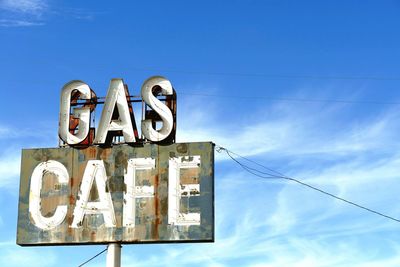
131 67 400 81
180 92 400 106
78 248 108 267
216 145 400 224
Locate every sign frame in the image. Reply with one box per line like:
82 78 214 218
17 142 214 246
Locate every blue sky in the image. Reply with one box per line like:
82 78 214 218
1 0 400 266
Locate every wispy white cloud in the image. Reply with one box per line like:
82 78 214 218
0 123 58 141
0 0 96 27
178 93 400 161
0 244 57 267
0 123 59 189
0 125 11 136
0 18 44 26
0 0 47 27
0 152 20 188
171 90 400 266
0 0 47 15
60 7 97 21
0 240 14 246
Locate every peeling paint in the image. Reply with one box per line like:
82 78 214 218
17 142 214 246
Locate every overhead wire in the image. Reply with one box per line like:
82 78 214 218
132 67 400 106
78 248 108 267
215 145 400 224
179 93 400 106
130 67 400 81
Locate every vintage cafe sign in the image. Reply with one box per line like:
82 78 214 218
17 77 214 246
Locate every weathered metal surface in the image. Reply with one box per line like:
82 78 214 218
59 77 176 148
17 142 214 246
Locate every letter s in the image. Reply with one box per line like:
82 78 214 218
141 76 174 142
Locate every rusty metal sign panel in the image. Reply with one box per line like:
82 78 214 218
17 142 214 246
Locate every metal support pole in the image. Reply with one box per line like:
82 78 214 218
106 243 121 267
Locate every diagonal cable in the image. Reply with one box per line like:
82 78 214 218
78 248 108 267
216 145 400 224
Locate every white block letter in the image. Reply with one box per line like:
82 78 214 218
141 76 174 142
123 158 155 227
168 156 201 226
71 160 116 228
29 160 68 230
59 80 92 145
94 79 136 144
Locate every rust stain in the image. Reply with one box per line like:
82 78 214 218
153 172 160 240
69 194 75 205
67 216 73 236
89 147 96 158
91 231 96 241
17 142 214 246
100 148 112 160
